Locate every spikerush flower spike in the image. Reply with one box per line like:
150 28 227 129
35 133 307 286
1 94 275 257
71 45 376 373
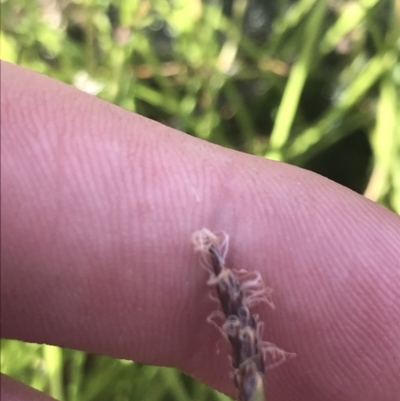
192 228 295 401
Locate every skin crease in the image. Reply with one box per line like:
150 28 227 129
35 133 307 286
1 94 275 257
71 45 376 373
1 61 400 401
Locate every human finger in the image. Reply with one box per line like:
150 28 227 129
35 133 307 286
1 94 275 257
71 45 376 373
2 61 399 401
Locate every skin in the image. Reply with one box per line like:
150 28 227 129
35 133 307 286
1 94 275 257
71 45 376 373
1 61 400 401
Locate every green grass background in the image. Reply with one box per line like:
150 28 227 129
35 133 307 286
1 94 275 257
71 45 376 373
1 0 399 400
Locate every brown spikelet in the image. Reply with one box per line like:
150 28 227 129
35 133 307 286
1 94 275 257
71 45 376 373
192 228 295 401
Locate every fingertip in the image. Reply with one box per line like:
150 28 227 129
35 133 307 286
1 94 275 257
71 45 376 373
1 375 57 401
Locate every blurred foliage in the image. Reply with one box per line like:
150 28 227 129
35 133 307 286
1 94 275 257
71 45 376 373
0 340 230 400
1 0 399 400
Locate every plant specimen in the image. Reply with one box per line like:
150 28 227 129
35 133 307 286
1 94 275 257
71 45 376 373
192 229 294 401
